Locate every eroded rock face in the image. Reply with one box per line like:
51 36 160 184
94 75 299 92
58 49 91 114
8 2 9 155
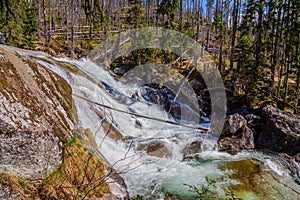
0 120 62 178
0 48 74 178
0 48 74 140
257 106 300 156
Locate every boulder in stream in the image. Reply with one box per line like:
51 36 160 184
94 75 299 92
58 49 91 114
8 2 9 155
146 141 171 158
182 140 202 158
257 106 300 156
218 114 255 154
136 141 171 158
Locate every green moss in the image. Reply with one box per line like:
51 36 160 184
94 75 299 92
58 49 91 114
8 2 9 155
0 172 9 186
58 96 70 109
43 81 51 88
55 82 63 92
64 135 78 147
67 110 76 122
17 177 26 187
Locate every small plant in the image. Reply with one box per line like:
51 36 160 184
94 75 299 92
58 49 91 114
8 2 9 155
184 176 243 200
184 182 218 199
67 110 75 122
64 135 78 147
0 172 9 186
130 195 143 200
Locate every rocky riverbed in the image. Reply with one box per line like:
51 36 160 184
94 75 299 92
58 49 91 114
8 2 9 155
1 45 300 199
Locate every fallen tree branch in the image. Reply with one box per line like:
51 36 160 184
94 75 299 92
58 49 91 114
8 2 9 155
73 94 210 131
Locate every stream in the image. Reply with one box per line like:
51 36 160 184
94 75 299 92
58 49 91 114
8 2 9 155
2 45 300 199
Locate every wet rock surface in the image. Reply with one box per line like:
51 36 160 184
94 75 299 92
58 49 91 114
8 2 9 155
182 140 202 158
141 84 182 120
136 140 171 158
146 141 171 158
220 159 300 199
160 159 300 199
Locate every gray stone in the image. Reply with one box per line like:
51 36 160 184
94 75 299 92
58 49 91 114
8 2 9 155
257 106 300 156
0 123 62 178
218 126 255 154
221 113 247 137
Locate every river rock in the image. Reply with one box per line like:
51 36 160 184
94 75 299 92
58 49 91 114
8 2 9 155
257 106 300 156
182 140 202 158
218 126 255 154
221 113 247 137
136 141 171 158
141 85 182 120
245 114 263 132
218 113 255 154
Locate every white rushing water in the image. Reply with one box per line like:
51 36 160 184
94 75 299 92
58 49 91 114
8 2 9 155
38 57 218 196
2 45 300 199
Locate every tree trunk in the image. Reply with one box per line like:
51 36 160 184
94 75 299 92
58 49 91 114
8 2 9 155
70 0 75 56
230 0 238 71
42 0 49 46
36 0 41 38
271 0 282 86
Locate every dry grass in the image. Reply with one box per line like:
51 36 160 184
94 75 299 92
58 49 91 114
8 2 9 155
39 136 110 199
0 173 38 199
0 137 111 200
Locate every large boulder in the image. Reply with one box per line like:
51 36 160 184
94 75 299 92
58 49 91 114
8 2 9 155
221 113 247 137
245 114 263 130
256 106 300 156
0 125 62 178
218 126 255 154
218 113 255 154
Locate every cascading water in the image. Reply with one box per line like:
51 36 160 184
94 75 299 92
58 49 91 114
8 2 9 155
2 45 300 199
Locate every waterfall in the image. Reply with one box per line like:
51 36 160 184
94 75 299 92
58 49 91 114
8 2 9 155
2 44 300 199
